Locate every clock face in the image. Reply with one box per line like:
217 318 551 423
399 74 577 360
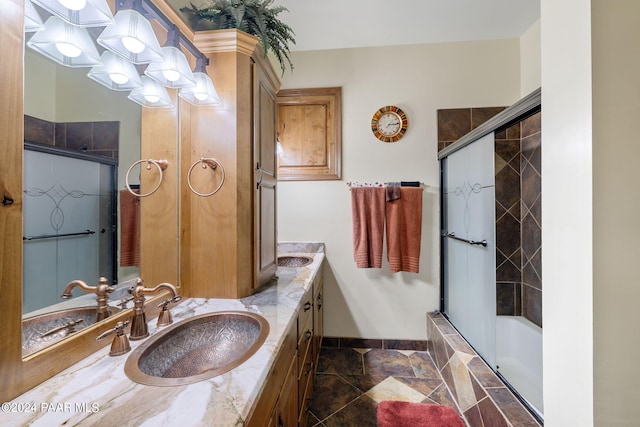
371 106 408 142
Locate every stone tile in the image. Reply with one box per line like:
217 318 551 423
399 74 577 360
463 403 484 427
523 285 542 327
446 335 476 355
486 387 541 427
317 347 364 375
93 121 120 152
339 374 388 393
449 353 477 412
506 122 521 139
521 111 541 138
472 106 506 129
437 108 471 142
470 372 487 402
363 349 415 377
309 374 363 421
65 122 93 151
395 377 443 396
365 376 426 404
340 337 383 349
497 282 516 315
495 164 521 210
478 396 509 427
384 339 429 351
467 357 504 388
426 382 457 408
323 395 378 427
321 337 339 348
495 139 520 164
24 115 54 146
433 317 458 335
408 351 440 378
306 411 323 427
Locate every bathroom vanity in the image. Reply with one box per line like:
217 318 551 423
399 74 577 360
2 243 324 426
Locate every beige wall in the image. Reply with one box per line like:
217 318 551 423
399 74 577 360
541 0 594 425
592 1 640 425
520 18 541 97
278 39 520 339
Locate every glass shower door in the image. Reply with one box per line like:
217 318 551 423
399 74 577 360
442 132 496 367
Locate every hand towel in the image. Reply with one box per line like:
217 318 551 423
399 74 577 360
350 187 385 268
377 401 465 427
120 189 140 267
385 187 423 273
385 182 402 202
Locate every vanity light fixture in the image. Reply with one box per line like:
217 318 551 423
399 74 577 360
97 1 164 65
87 51 143 91
178 56 221 106
24 0 45 32
31 0 114 27
144 27 196 89
27 16 102 68
128 76 173 108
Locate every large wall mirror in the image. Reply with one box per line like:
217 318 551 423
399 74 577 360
20 4 179 358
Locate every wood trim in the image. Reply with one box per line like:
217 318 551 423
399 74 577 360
0 0 26 403
276 87 343 181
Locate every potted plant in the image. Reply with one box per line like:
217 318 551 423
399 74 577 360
181 0 296 75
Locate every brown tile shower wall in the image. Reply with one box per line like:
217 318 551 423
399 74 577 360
437 108 542 327
427 312 541 427
24 115 120 159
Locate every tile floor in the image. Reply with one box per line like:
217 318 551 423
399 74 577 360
307 345 465 426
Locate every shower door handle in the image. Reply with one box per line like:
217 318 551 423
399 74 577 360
443 232 487 247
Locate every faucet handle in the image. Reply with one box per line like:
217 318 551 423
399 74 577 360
96 321 131 356
117 295 135 310
156 295 182 327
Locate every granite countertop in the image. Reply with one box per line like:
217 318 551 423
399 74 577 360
3 243 325 427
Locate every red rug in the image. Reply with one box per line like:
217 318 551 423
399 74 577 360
376 401 466 427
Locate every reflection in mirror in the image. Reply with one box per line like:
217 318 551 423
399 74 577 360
22 39 141 355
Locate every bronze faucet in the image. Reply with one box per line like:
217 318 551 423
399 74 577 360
128 278 180 340
61 277 115 322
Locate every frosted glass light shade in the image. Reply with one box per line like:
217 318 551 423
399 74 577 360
31 0 114 27
88 51 143 91
179 72 221 106
25 0 45 32
128 76 173 108
27 16 102 68
144 46 196 89
97 9 164 65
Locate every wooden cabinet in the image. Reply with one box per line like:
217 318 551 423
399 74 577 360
185 30 280 299
253 61 278 289
247 267 324 426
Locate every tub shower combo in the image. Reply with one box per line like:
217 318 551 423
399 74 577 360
439 90 543 421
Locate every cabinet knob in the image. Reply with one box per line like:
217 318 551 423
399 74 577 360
304 301 312 312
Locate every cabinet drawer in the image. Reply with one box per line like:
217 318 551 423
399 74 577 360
298 289 313 339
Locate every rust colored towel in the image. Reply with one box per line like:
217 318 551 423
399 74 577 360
350 187 385 268
377 401 466 427
120 189 140 267
386 187 423 273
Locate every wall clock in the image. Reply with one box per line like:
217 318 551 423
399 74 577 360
371 105 408 142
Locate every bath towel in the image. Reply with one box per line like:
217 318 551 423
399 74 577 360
350 186 385 268
120 189 140 267
377 401 465 427
385 187 423 273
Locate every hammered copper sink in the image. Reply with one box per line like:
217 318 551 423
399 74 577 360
22 306 121 356
124 311 270 386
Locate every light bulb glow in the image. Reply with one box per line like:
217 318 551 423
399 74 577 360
194 92 209 101
108 72 129 85
143 94 160 103
122 36 146 54
162 69 181 82
58 0 87 11
55 42 82 58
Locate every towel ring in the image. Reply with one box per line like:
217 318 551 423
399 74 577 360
187 158 225 197
125 159 169 197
